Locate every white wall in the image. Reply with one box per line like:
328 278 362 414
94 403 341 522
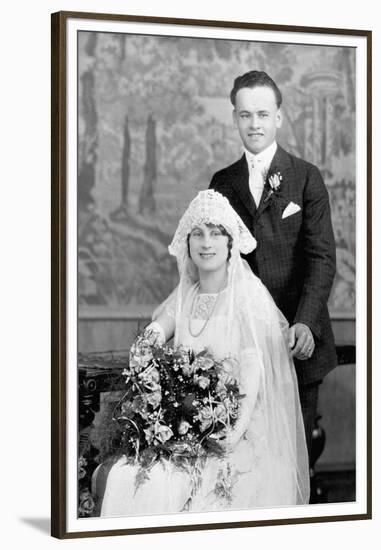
1 1 379 548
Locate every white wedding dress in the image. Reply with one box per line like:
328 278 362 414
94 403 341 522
100 280 306 517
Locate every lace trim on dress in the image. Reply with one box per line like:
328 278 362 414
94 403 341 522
193 294 218 320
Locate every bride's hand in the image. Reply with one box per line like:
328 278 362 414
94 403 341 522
144 322 166 345
225 433 235 453
226 409 251 450
220 430 240 453
209 431 234 453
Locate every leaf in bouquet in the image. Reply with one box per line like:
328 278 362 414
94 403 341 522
213 464 240 506
194 349 208 358
143 425 156 445
213 403 228 424
139 446 158 467
171 347 187 360
204 436 226 458
215 379 229 397
180 362 195 377
120 400 135 417
131 394 150 419
134 465 152 495
152 346 165 362
168 440 194 456
181 393 198 416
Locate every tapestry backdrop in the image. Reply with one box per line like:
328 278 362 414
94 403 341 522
78 32 355 319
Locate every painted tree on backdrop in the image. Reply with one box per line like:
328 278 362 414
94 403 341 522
78 33 98 212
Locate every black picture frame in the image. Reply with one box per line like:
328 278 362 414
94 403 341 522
51 10 372 539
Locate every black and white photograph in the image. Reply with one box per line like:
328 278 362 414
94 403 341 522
51 11 371 539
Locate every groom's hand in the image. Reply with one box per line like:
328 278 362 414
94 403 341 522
289 323 315 360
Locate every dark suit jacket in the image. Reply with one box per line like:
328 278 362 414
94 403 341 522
210 145 337 385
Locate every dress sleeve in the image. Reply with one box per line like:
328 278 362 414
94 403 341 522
152 285 178 320
149 285 179 342
227 310 263 446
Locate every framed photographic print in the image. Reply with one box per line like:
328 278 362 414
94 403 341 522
51 10 372 539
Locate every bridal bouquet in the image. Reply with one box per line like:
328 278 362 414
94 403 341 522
112 330 242 470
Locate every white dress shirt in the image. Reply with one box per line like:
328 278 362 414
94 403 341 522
245 141 278 207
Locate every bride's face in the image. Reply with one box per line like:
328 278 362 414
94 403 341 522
188 223 229 274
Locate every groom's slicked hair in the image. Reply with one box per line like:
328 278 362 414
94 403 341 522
230 70 282 108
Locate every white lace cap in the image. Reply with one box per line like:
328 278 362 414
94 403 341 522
168 190 256 259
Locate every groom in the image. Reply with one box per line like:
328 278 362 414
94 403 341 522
209 70 337 463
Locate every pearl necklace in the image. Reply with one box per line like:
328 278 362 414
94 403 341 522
188 283 224 338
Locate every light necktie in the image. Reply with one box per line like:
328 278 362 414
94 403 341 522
249 158 265 207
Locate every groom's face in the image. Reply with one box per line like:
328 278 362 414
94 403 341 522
233 86 282 154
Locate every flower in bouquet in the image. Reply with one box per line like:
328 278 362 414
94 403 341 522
194 355 215 371
78 456 87 480
220 357 237 380
128 331 156 373
178 420 191 435
138 365 160 389
194 374 210 390
155 424 174 444
146 389 162 409
144 421 174 445
78 488 96 517
181 361 195 377
197 405 214 432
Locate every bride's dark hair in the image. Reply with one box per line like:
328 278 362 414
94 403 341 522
186 224 233 261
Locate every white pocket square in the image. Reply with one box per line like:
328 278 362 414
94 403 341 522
282 202 301 219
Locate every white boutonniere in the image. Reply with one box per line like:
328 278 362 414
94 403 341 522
264 171 283 203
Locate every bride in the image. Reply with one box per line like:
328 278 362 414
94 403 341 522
98 189 310 516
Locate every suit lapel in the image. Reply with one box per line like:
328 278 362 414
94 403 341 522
254 145 293 222
231 155 257 219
